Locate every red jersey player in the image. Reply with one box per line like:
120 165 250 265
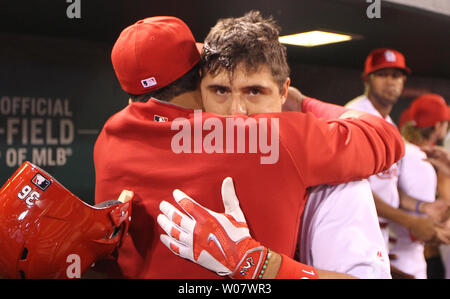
94 15 404 278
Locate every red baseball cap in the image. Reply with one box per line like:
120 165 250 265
409 93 450 128
398 107 411 129
363 48 411 77
111 16 202 95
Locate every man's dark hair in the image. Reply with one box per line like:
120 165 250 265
129 63 201 102
201 10 290 93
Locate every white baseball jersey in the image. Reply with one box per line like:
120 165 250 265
298 180 391 278
345 95 400 251
389 141 437 278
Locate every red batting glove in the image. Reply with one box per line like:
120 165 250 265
157 177 268 279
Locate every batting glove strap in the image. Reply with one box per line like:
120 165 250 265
230 246 268 279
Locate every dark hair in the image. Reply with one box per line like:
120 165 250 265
201 10 290 93
129 63 201 102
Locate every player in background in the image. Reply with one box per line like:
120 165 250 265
158 11 390 279
397 106 450 278
94 14 404 278
406 100 450 279
389 94 450 278
283 48 450 278
344 49 448 255
345 49 412 253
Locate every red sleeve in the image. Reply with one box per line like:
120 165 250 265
302 97 349 119
277 111 404 187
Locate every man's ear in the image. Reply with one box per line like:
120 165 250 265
362 74 370 94
361 72 369 84
281 77 291 105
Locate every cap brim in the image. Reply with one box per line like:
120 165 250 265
366 63 411 76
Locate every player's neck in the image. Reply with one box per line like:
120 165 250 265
366 94 393 119
169 89 203 110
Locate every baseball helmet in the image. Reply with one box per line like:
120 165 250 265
0 161 133 279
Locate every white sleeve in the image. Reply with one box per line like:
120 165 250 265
398 144 436 202
301 180 391 279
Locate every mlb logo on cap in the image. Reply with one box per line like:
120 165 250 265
141 77 157 88
31 173 51 191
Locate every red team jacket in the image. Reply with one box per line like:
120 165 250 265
94 97 404 278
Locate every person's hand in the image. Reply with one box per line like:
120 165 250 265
433 225 450 245
157 177 268 279
421 145 450 177
409 214 450 245
422 200 450 224
408 215 436 242
282 86 305 112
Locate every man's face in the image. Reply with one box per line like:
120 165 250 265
366 68 406 107
200 63 290 115
437 121 449 142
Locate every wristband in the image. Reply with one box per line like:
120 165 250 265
231 246 268 279
276 253 318 279
257 249 271 279
415 200 423 214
